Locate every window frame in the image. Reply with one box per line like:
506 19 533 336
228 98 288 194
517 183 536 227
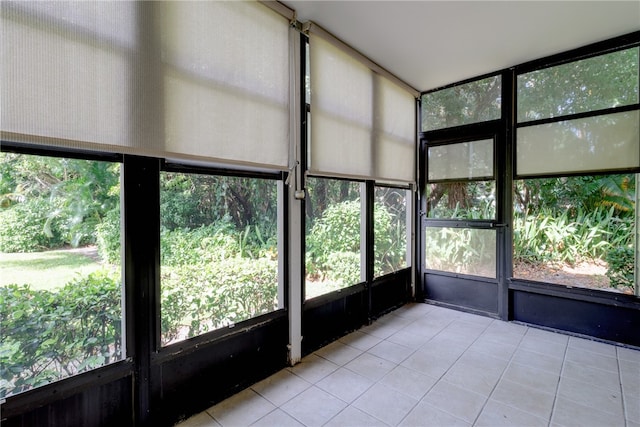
0 140 126 398
156 160 286 350
303 175 366 302
510 38 640 297
373 183 413 278
514 45 640 180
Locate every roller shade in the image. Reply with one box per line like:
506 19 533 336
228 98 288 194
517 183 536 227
1 1 291 170
517 111 640 176
308 29 417 183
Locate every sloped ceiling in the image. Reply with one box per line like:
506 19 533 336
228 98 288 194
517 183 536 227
282 1 640 92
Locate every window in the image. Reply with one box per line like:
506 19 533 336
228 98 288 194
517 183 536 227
421 75 501 132
513 175 636 295
425 227 497 278
424 137 497 278
374 186 410 277
0 151 122 398
517 48 639 122
517 111 639 176
159 171 280 346
514 47 639 296
426 138 496 220
426 181 496 220
305 177 362 299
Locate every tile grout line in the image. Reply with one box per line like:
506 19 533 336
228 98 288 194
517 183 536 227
320 308 439 427
470 321 529 427
616 346 629 427
547 334 570 427
387 312 495 426
314 307 435 427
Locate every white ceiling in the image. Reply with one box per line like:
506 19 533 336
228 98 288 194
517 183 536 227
282 1 640 92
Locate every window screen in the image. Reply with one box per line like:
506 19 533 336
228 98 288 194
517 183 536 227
421 76 501 132
516 47 640 177
428 139 494 181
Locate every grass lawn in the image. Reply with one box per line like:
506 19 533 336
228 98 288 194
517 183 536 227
0 247 103 290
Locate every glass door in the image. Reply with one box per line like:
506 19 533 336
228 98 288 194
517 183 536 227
421 135 504 316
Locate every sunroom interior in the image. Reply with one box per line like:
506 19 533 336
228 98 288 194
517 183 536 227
1 1 639 426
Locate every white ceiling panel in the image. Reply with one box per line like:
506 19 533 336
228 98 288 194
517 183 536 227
283 1 640 92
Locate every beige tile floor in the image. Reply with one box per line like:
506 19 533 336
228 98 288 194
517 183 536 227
176 303 640 427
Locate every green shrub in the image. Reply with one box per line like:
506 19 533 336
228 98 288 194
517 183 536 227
513 206 632 266
374 202 406 276
306 199 406 284
96 207 121 264
160 222 240 266
161 257 278 344
0 199 66 252
0 270 121 398
606 246 634 290
325 251 361 286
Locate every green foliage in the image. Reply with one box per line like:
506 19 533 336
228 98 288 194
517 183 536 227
323 252 361 287
307 200 361 274
518 48 638 121
1 217 279 396
421 75 501 130
96 207 121 264
374 199 407 276
515 175 636 218
160 222 276 267
0 153 120 252
605 247 634 290
513 206 633 265
425 227 495 276
427 181 496 219
0 199 66 252
160 172 277 234
306 198 406 286
0 270 121 398
160 258 278 344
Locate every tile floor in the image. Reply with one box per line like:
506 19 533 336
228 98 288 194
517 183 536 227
176 303 640 427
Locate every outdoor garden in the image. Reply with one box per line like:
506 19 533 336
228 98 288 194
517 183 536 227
0 153 408 398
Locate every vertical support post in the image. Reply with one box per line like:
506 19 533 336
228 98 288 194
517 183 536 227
277 181 286 309
360 182 369 285
499 69 515 320
633 173 640 296
406 186 415 299
287 29 304 365
364 180 375 322
123 155 160 426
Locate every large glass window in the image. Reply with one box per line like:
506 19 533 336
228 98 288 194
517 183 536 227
514 47 639 296
513 174 636 295
518 48 639 122
305 177 362 299
159 172 280 346
374 186 410 277
421 75 501 132
0 152 122 398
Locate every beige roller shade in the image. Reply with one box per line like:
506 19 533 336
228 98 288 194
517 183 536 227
2 1 291 170
308 30 416 183
517 111 640 176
